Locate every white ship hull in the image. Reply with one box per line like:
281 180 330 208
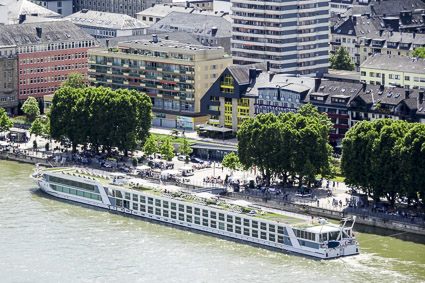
32 169 360 259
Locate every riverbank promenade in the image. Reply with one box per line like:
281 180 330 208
1 126 424 235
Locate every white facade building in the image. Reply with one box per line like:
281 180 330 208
30 0 73 16
231 0 331 76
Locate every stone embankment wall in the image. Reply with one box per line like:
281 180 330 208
229 192 425 236
2 153 424 236
0 151 50 167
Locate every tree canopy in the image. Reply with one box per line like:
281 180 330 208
412 47 425 58
330 46 355 71
143 135 158 156
29 118 44 137
21 97 40 122
160 138 175 160
237 104 333 186
222 152 241 171
341 119 425 206
179 135 193 156
60 72 87 89
0 108 13 133
49 87 152 153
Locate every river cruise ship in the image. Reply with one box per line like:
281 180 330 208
31 167 359 259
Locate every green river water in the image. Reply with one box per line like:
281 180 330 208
0 161 424 282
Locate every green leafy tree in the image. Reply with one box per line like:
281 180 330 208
179 136 193 156
49 87 85 152
143 135 159 156
222 152 241 171
49 87 152 154
330 46 355 71
21 97 40 122
412 47 425 58
0 108 13 133
30 118 44 148
237 113 280 185
160 138 175 160
298 103 334 131
42 117 51 138
60 72 87 89
237 110 332 187
399 124 425 205
341 119 417 205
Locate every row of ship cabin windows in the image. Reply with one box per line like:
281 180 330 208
118 200 292 244
50 184 101 201
111 190 286 232
48 175 95 191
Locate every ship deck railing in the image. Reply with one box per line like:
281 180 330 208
41 167 321 227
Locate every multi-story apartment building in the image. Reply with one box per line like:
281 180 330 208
331 14 425 70
201 63 316 131
66 10 148 39
149 11 232 53
0 43 19 116
203 65 425 140
0 21 97 102
87 36 232 129
73 0 173 18
201 63 267 131
30 0 73 16
231 0 330 76
360 54 425 90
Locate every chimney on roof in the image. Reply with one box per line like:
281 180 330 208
314 78 321 92
370 4 376 15
405 89 410 99
249 68 257 84
352 15 357 25
211 27 218 37
186 1 191 8
19 14 26 24
152 34 158 43
266 61 270 71
106 39 109 48
36 27 42 38
420 91 424 103
268 72 275 82
165 35 169 40
379 29 383 37
380 84 384 91
362 82 367 92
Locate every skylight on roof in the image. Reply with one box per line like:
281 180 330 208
87 19 93 23
97 20 103 24
348 30 353 35
105 21 111 25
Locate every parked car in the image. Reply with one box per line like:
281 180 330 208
102 163 112 168
177 155 186 161
191 157 204 163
